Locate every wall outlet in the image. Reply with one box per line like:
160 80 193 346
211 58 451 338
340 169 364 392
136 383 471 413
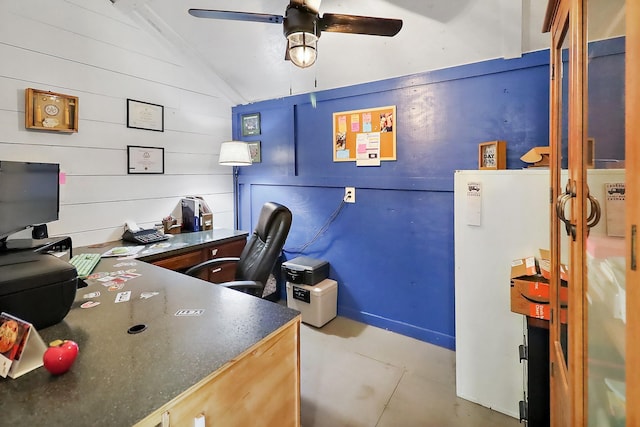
344 187 355 203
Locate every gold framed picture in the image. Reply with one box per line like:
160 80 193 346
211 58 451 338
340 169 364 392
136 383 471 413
478 140 506 170
25 88 78 133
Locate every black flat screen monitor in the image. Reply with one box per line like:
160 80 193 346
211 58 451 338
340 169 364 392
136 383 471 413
0 161 60 245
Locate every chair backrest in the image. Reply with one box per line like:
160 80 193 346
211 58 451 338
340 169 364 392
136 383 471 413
235 202 292 288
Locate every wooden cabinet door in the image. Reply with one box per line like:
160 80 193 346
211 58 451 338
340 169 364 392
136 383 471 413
547 0 631 425
626 2 640 424
546 1 572 425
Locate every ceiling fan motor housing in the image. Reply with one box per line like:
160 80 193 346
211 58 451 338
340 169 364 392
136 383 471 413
283 5 320 38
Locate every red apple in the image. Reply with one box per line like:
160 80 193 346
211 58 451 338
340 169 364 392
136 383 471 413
43 339 79 375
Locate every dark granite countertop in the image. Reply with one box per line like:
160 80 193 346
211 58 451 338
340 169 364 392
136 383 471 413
86 228 250 262
0 229 299 426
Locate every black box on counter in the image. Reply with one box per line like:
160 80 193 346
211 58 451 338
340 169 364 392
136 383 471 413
282 256 329 286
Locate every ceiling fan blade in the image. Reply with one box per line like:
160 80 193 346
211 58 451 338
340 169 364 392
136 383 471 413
188 9 283 24
290 0 322 13
319 14 402 36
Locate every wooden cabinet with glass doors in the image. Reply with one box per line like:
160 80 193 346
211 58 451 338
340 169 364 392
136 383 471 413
544 0 638 425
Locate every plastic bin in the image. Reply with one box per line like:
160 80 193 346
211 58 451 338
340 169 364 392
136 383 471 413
286 278 337 327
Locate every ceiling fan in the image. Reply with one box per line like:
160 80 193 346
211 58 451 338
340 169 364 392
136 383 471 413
188 0 403 68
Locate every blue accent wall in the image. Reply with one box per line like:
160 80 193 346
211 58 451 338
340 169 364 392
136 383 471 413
231 39 624 350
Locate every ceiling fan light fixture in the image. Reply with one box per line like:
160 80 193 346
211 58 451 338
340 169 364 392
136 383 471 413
287 31 317 68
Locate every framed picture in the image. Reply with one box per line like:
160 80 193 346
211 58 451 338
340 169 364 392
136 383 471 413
127 99 164 132
25 88 79 133
478 140 507 170
127 145 164 174
242 113 261 136
248 141 261 163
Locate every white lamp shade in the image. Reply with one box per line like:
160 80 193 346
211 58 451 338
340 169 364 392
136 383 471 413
219 141 252 166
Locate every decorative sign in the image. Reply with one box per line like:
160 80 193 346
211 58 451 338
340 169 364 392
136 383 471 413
333 105 396 163
174 309 205 317
465 182 482 226
478 140 506 170
127 145 164 174
605 183 625 237
127 99 164 132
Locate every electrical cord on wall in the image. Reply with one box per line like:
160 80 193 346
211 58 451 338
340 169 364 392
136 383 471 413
284 198 347 256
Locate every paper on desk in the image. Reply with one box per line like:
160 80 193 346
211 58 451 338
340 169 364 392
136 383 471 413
101 246 144 258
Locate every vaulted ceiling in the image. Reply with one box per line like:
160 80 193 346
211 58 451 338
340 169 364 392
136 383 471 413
111 0 553 105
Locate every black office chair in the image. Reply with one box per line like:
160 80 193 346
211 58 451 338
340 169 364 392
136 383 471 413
184 202 292 299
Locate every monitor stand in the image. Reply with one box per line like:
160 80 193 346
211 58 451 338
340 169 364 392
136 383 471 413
0 236 73 256
4 239 40 250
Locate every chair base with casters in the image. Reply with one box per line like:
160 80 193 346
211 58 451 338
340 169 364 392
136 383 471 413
184 202 293 300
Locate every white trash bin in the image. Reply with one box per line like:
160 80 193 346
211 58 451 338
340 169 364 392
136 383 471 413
286 278 337 327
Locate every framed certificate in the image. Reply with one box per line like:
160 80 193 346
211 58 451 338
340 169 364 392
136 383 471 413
127 145 164 174
25 88 79 133
127 99 164 132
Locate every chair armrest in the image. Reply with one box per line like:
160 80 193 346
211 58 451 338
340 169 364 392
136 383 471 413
219 280 264 290
184 257 240 277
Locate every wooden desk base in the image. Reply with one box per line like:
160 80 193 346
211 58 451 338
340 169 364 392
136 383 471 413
137 317 301 427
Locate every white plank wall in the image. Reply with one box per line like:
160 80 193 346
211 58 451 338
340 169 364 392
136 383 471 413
0 0 236 247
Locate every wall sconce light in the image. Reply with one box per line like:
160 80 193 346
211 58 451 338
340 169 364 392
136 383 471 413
219 141 252 166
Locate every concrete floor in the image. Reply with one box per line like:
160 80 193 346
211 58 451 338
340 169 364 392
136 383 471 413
299 316 521 427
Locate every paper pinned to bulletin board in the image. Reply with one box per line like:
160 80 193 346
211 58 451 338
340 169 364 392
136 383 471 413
333 105 396 164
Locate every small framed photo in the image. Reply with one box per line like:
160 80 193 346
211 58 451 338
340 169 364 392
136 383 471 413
25 88 79 133
127 99 164 132
478 140 507 170
242 113 261 136
127 145 164 174
248 141 261 163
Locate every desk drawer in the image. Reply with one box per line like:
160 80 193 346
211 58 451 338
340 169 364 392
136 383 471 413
152 250 203 272
207 261 238 283
204 239 246 260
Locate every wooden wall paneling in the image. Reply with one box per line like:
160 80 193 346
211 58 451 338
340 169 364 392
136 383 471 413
0 0 235 247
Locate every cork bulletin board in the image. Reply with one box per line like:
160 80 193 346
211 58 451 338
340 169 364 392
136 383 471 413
333 105 396 163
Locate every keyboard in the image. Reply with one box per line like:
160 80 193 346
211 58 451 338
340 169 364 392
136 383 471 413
69 253 102 279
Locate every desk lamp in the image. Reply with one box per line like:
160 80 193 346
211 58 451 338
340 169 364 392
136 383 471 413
219 141 252 229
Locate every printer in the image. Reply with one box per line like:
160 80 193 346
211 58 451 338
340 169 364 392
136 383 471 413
0 252 77 329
